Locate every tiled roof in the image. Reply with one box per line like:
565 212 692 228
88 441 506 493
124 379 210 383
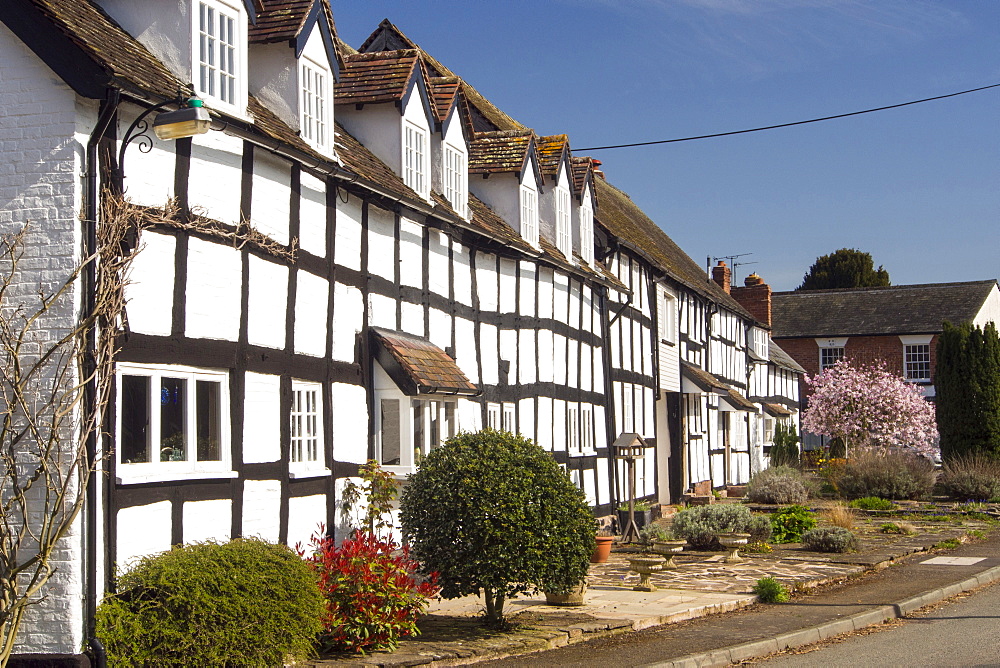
570 157 594 200
536 134 569 178
335 50 420 105
681 362 729 392
768 340 806 373
371 328 479 396
594 178 754 320
428 77 461 123
771 280 999 338
468 130 534 174
250 0 312 42
725 388 757 412
764 403 793 417
333 122 421 203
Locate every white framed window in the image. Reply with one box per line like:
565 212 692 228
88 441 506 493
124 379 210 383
376 391 457 472
556 186 571 260
502 402 516 433
195 0 243 110
567 405 580 453
289 380 325 476
116 363 234 483
579 204 594 265
904 344 931 381
581 405 594 453
443 144 468 218
763 417 776 444
486 402 501 429
299 59 329 150
519 184 539 246
820 347 844 371
658 290 676 344
403 121 428 197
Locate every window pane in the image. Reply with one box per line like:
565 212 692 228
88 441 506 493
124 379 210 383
196 380 221 461
380 399 401 466
412 399 425 463
121 375 150 463
160 377 187 462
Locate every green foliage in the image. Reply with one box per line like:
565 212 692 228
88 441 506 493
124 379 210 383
752 577 790 603
95 538 323 667
880 522 911 534
796 248 890 291
802 527 859 553
670 504 752 549
835 450 935 500
300 529 437 654
341 459 399 534
848 496 897 511
744 540 773 554
617 500 652 512
748 514 774 543
746 466 809 504
936 322 1000 459
769 422 801 467
399 429 595 626
770 505 818 543
933 538 963 550
939 452 1000 501
638 524 674 545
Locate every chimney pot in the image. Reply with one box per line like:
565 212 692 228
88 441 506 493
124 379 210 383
712 261 731 294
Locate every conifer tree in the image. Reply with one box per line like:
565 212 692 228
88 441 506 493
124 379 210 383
935 321 1000 459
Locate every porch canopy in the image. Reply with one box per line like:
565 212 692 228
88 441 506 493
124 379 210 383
371 327 480 396
680 361 754 412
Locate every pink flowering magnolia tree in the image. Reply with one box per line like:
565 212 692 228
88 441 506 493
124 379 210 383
802 360 939 458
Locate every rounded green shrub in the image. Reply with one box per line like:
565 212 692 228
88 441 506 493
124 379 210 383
836 450 935 500
939 453 1000 501
752 576 790 603
746 466 809 504
748 514 773 543
802 527 859 553
399 429 595 626
770 505 818 543
95 538 323 667
670 504 752 549
848 496 896 511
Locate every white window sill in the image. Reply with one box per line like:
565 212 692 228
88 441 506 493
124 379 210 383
117 469 239 485
289 467 332 480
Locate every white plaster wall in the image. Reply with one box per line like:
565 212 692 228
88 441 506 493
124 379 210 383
242 371 281 463
368 291 396 330
400 300 424 334
974 285 1000 328
242 479 281 542
96 0 190 83
480 323 499 385
569 282 581 326
116 501 172 569
596 454 611 505
537 330 554 383
294 269 329 356
335 104 402 175
300 171 327 257
553 272 569 321
251 150 291 245
332 283 363 362
126 231 176 336
248 40 297 130
498 259 517 313
552 333 567 386
454 316 478 384
189 129 243 226
453 244 472 306
247 255 288 349
476 253 498 311
518 329 537 384
287 494 327 552
334 196 363 271
185 237 241 340
429 230 450 297
429 307 451 350
457 396 481 433
399 218 423 288
469 172 520 234
182 499 232 544
519 262 536 315
118 103 176 207
536 397 553 450
331 382 368 463
518 397 535 440
580 343 593 392
567 338 579 388
367 205 395 282
538 268 554 320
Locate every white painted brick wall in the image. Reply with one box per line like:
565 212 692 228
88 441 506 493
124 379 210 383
0 23 90 655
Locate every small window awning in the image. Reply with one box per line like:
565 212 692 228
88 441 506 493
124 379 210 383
371 328 481 397
763 403 794 417
681 362 729 395
721 388 756 412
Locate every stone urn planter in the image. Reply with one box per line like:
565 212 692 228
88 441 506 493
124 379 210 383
651 539 686 568
717 532 750 563
544 580 587 606
627 555 666 592
590 535 614 563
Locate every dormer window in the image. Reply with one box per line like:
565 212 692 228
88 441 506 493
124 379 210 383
579 204 594 265
404 121 428 197
443 144 467 218
195 0 245 112
556 186 571 260
300 59 329 149
520 184 539 246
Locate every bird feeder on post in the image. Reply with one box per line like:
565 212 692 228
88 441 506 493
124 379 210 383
614 433 650 543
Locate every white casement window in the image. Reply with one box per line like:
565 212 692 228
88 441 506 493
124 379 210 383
519 185 539 246
443 144 468 218
300 60 328 150
904 344 931 381
289 381 324 475
502 403 516 433
567 405 580 454
403 122 428 197
556 186 571 260
486 402 501 430
820 347 844 371
117 363 233 482
196 0 241 108
377 392 456 472
763 417 776 444
581 405 594 453
659 290 676 344
579 204 594 265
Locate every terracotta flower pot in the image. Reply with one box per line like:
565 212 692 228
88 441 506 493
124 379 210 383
590 536 614 563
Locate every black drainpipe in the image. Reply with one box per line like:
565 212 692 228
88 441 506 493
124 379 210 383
84 89 120 668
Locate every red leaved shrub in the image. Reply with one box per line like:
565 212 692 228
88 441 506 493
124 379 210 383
298 528 438 654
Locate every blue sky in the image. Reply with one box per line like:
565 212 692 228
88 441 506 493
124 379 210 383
333 1 999 291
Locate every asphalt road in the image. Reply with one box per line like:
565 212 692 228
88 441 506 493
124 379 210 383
758 579 1000 667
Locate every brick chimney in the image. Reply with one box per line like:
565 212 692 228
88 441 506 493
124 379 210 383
731 272 772 327
711 261 731 294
